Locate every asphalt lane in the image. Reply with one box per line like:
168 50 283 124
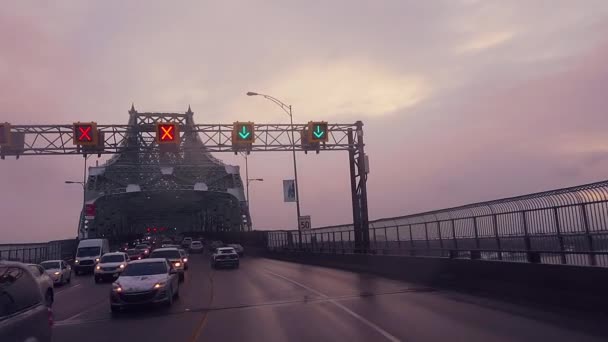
50 254 608 342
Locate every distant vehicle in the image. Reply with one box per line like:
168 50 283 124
181 237 193 249
228 244 244 257
149 248 185 281
27 264 55 307
95 252 128 283
178 249 189 270
40 260 72 285
210 247 239 269
210 240 224 251
110 258 179 313
190 241 204 254
126 249 144 261
0 261 53 342
74 239 109 275
161 239 173 246
161 244 181 249
135 244 151 257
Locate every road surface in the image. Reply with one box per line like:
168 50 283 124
51 254 608 342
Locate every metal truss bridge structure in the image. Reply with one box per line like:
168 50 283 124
1 106 370 250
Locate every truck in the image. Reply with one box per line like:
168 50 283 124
73 239 109 275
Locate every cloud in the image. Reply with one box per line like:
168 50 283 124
456 31 515 54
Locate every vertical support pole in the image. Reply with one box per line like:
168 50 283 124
451 219 458 249
553 207 566 264
437 221 444 256
473 217 480 249
356 122 370 253
409 224 414 255
424 223 430 254
492 214 502 260
348 127 363 253
581 204 596 266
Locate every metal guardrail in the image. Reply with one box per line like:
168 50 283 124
268 180 608 267
0 239 78 264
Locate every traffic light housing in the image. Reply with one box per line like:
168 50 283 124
156 123 180 144
307 121 329 143
0 123 11 146
232 122 255 144
73 122 98 145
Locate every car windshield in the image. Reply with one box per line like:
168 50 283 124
191 242 202 246
136 245 149 249
101 255 124 263
126 249 140 255
121 262 167 276
149 250 181 259
40 262 60 270
77 247 101 257
219 248 235 254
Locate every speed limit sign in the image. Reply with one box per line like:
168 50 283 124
298 216 311 230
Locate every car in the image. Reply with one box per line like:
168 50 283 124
190 241 204 254
161 244 180 249
74 239 109 275
178 249 189 270
181 237 193 249
27 264 55 307
40 260 72 286
126 248 144 261
135 244 151 257
95 252 128 283
0 261 53 342
210 247 239 269
227 244 244 257
110 258 179 313
161 239 173 246
149 248 185 281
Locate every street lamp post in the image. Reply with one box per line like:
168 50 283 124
240 152 263 229
247 91 302 248
66 154 91 238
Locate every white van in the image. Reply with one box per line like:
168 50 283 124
74 239 109 275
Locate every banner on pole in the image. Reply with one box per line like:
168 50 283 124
283 179 296 202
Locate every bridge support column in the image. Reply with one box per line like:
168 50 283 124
348 122 369 253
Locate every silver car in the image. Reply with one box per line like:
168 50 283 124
27 264 55 307
0 261 53 342
40 260 72 285
110 258 179 313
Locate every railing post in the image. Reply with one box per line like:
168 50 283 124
340 231 344 253
521 211 539 263
473 217 480 250
437 221 444 256
372 227 377 253
553 207 567 264
409 224 415 256
451 219 458 251
581 204 596 266
492 214 502 260
396 225 401 250
384 226 389 251
332 232 336 253
424 223 430 255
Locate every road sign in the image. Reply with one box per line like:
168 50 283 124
0 123 11 146
307 121 328 143
84 203 96 220
73 122 98 145
299 215 311 230
232 122 255 144
156 123 180 144
283 179 296 202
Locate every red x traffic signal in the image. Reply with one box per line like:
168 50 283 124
73 122 98 146
156 123 180 144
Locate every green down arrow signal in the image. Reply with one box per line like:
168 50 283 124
238 126 251 139
313 125 325 139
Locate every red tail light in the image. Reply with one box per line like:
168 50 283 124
47 307 54 326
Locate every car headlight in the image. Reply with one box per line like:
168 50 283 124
153 282 166 289
95 258 100 263
75 260 79 263
112 283 122 292
119 264 125 269
137 256 141 260
54 271 60 275
182 258 188 263
174 262 181 267
95 265 101 270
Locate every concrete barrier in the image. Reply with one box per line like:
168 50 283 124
263 250 608 312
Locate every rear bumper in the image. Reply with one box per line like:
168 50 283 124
213 259 239 267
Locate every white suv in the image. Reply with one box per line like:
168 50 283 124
95 252 128 283
211 247 240 269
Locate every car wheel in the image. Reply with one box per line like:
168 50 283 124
45 289 54 307
178 273 184 282
174 285 179 298
111 305 121 314
94 276 100 283
166 288 174 307
67 273 72 283
60 275 65 285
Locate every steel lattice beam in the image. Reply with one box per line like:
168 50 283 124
1 123 359 156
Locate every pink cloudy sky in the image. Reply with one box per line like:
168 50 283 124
2 1 608 243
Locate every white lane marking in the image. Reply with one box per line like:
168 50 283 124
55 284 82 295
265 269 402 342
